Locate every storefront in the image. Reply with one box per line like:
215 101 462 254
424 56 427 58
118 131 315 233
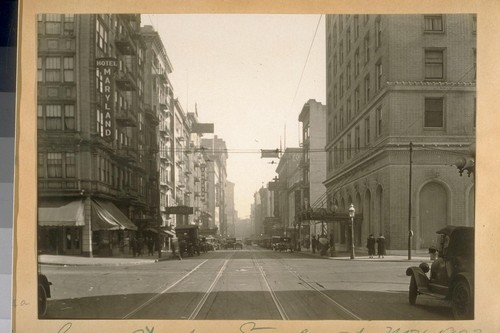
38 199 85 255
91 199 138 257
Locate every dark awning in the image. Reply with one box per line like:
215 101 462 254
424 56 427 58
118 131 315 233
38 200 85 227
92 199 137 231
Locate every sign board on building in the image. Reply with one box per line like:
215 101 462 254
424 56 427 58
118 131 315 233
191 123 214 133
96 57 118 141
261 149 280 158
164 206 194 215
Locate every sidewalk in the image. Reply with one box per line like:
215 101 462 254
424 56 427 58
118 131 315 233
39 251 176 266
296 247 432 263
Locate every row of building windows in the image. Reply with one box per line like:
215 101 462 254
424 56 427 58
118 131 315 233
37 104 75 131
329 15 476 52
37 14 75 35
37 56 74 83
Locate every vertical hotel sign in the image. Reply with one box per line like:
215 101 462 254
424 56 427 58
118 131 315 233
96 57 118 140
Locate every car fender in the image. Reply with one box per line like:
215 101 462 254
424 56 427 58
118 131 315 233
38 274 52 298
406 266 430 291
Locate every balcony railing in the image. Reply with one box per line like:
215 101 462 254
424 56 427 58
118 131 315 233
116 107 138 127
115 34 137 55
115 71 137 91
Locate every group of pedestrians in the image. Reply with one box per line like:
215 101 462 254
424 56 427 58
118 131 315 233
130 236 157 257
366 233 386 258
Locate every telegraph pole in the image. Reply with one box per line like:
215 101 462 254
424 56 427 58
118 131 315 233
408 141 413 260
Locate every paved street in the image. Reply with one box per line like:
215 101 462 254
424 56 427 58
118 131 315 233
40 246 454 320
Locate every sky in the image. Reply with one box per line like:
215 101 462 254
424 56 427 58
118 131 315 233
144 14 326 218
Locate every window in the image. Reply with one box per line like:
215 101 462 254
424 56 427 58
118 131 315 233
339 41 344 65
46 105 62 130
38 153 45 178
333 54 337 76
424 98 444 127
424 15 443 32
346 28 351 53
339 140 344 164
340 107 344 129
425 49 444 80
347 63 352 88
45 57 61 82
375 17 382 48
355 87 360 112
328 121 333 141
355 126 361 152
64 14 74 34
354 15 359 39
347 133 352 159
364 75 370 103
97 109 104 136
365 117 371 145
328 151 333 171
339 74 344 97
472 14 477 33
473 48 476 81
37 105 43 129
339 15 343 32
63 57 74 82
364 34 370 63
37 57 43 82
96 19 108 53
45 14 61 34
376 61 383 91
334 115 338 135
355 49 360 76
65 153 76 178
376 107 382 136
64 105 75 130
347 98 352 121
47 153 62 178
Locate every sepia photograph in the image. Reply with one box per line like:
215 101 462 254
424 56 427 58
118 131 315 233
13 0 500 332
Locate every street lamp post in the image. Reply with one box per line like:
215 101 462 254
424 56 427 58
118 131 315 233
349 203 356 259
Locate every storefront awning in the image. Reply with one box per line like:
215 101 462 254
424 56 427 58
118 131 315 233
38 200 85 227
92 199 137 231
146 228 176 237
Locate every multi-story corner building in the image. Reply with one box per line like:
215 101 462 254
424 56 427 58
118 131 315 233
140 25 175 244
201 135 228 237
298 100 327 239
325 14 476 250
271 148 302 238
225 181 237 237
37 14 156 257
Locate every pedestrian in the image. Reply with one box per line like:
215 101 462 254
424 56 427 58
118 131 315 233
130 236 137 257
311 235 317 254
137 237 144 256
366 234 376 258
329 233 335 256
147 238 154 256
376 233 386 258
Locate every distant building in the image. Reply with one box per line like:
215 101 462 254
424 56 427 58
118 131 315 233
225 181 237 237
325 14 476 250
201 135 228 237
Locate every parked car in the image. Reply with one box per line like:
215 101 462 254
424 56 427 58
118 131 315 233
277 237 293 252
38 272 52 318
175 225 200 257
235 239 243 249
405 225 474 319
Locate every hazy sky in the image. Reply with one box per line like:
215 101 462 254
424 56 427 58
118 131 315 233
145 14 326 217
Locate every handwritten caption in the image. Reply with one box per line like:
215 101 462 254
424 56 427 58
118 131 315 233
54 322 483 333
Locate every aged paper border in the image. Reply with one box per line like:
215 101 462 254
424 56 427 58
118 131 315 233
14 0 500 332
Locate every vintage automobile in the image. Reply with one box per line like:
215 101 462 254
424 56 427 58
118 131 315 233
277 237 294 252
234 239 243 250
405 225 474 319
271 236 281 251
225 237 237 249
38 272 52 318
175 225 200 257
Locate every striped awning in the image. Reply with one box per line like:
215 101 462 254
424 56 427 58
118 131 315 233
92 199 137 231
38 200 85 227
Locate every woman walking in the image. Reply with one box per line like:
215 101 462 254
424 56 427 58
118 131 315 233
366 234 376 258
376 233 386 258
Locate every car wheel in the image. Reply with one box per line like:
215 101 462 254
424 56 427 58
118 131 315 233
38 284 48 318
409 275 417 305
452 280 473 320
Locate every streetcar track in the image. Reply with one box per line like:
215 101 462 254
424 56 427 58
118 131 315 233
252 255 289 320
188 253 234 319
122 259 209 319
269 252 363 320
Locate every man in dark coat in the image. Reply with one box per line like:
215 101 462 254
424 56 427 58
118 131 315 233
376 233 386 258
366 234 376 258
311 235 317 254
